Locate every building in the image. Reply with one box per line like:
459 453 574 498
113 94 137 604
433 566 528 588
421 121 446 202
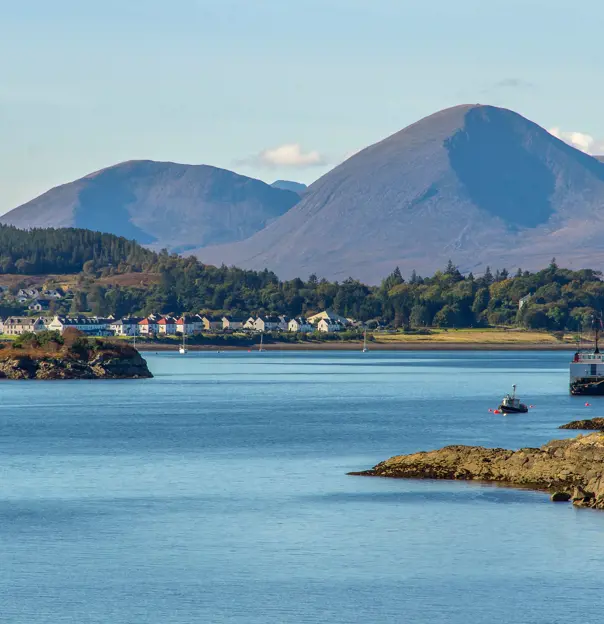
307 310 350 326
176 315 203 334
222 316 246 331
28 299 52 312
518 294 533 310
202 315 223 331
47 316 112 335
109 317 142 336
18 288 40 300
254 316 281 332
243 317 257 330
288 317 313 333
138 317 160 335
317 318 345 333
4 316 45 335
43 289 64 299
157 316 177 335
278 315 290 331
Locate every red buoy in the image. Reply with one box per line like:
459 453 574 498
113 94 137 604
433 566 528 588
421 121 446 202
585 402 591 407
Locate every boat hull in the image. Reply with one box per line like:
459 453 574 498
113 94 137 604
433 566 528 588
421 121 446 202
570 378 604 396
499 405 528 414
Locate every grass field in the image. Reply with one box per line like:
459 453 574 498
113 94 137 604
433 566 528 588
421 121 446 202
374 328 574 345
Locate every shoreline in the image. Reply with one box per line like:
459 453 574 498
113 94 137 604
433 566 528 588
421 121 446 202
136 341 577 352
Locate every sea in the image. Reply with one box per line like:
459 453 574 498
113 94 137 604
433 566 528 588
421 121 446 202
1 350 603 623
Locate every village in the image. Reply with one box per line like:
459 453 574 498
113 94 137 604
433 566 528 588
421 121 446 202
0 310 360 337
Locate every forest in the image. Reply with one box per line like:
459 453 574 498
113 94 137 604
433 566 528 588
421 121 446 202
1 224 603 331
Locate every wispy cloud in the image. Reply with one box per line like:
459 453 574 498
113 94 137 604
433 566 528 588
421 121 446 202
492 78 534 89
548 127 604 155
238 143 327 169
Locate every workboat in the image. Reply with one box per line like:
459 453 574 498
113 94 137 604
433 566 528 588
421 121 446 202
570 316 604 395
498 385 528 413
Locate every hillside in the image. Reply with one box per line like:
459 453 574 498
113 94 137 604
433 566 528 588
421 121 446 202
1 161 300 252
196 105 604 282
271 180 308 194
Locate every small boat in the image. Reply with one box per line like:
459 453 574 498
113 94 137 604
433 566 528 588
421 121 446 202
498 385 528 413
179 330 188 354
362 329 368 353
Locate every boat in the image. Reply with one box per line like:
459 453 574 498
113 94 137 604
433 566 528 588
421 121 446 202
258 333 265 353
498 385 528 413
179 330 188 354
362 329 368 353
570 316 604 395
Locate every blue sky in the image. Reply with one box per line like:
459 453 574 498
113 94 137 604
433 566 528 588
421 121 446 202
1 0 603 213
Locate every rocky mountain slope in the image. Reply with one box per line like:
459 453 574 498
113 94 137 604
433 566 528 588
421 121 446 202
1 161 300 253
196 105 604 282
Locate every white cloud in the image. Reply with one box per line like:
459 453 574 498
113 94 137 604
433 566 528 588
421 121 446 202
240 143 327 169
548 127 604 155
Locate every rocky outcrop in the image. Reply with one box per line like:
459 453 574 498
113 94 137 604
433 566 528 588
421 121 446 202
560 418 604 430
0 350 152 380
350 433 604 510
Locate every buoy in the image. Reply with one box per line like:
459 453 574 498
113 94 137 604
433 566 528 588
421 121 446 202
529 405 535 408
488 408 493 412
494 409 500 414
585 402 591 407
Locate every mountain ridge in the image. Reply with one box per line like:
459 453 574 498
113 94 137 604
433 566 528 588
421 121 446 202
1 160 300 251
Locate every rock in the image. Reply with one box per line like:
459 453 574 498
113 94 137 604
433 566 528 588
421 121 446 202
351 433 604 510
560 418 604 430
0 348 152 380
551 492 571 502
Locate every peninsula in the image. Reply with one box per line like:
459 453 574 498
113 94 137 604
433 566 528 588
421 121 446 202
350 433 604 510
0 330 152 380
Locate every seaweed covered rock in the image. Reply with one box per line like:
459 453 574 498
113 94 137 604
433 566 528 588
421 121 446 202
351 433 604 510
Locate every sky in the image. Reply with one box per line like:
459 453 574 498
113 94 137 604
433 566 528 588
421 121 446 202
1 0 603 213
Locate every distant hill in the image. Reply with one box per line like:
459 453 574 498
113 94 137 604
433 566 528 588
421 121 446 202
1 161 300 252
270 180 308 195
195 105 604 282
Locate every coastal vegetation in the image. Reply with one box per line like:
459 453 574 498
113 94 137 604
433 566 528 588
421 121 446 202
1 224 603 335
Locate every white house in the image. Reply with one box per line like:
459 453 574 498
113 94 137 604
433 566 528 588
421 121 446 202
222 316 246 331
48 316 112 335
518 294 533 310
4 316 45 335
43 289 64 299
317 319 345 333
138 317 160 335
243 317 257 330
288 317 313 333
176 315 203 334
255 316 281 332
157 316 177 335
109 318 142 336
308 310 350 326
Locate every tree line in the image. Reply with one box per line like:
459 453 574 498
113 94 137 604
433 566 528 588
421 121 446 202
1 224 602 331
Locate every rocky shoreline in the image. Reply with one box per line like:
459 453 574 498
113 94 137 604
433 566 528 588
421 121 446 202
350 433 604 510
0 349 152 380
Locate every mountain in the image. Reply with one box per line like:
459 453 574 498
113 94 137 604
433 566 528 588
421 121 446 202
195 105 604 282
270 180 308 195
1 161 300 252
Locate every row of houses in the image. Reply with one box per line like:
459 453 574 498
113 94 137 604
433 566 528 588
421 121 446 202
0 309 357 337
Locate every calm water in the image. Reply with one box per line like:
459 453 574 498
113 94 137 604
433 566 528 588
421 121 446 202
2 351 604 623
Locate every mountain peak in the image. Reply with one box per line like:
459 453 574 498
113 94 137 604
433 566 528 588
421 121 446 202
1 160 300 251
195 105 604 282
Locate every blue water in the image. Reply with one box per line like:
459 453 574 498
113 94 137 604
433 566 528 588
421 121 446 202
1 351 603 623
